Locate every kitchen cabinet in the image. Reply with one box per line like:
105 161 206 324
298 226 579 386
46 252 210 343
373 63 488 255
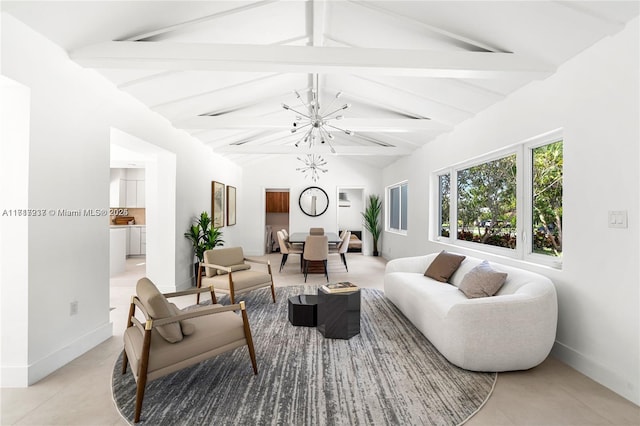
266 192 289 213
125 226 146 256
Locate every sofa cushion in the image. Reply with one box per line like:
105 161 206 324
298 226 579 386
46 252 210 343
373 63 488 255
216 263 251 276
424 251 466 283
458 260 507 298
136 278 183 343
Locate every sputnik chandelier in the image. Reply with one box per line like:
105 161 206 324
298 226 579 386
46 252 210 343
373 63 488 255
281 75 354 154
296 154 328 183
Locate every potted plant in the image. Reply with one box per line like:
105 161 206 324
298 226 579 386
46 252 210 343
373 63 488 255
184 211 224 281
361 194 382 256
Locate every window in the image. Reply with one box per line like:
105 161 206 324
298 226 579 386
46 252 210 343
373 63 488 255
531 140 563 257
387 181 408 233
438 174 450 237
456 154 517 249
434 132 563 266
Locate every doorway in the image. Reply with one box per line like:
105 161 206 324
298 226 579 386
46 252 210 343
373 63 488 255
265 188 290 253
337 187 365 253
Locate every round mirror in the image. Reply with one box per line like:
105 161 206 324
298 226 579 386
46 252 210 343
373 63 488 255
299 186 329 217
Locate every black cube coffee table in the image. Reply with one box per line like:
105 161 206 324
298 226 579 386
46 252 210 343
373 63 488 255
317 287 361 339
288 294 318 327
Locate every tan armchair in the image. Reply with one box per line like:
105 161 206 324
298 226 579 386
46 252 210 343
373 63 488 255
122 278 257 423
197 247 276 304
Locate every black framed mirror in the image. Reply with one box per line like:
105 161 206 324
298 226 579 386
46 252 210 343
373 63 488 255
299 186 329 217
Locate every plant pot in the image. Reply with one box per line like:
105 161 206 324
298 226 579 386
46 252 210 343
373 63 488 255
373 251 379 257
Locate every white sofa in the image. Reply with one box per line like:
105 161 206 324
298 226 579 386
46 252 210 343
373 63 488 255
384 252 558 372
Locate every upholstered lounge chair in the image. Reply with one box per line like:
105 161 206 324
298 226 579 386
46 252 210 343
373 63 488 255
197 247 276 304
122 278 257 423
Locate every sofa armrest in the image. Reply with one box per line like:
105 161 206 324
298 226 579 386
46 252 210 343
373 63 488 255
385 254 434 274
442 291 558 371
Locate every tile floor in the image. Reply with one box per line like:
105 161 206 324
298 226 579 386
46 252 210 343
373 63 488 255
2 253 638 425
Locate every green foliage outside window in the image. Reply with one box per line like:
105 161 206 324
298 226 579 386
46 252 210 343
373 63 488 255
456 154 517 249
532 141 563 257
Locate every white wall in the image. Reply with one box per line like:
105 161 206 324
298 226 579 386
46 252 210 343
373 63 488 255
382 18 640 404
0 77 31 386
239 156 382 256
0 13 242 385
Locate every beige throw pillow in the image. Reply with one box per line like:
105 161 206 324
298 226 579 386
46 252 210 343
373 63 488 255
136 278 183 343
458 260 508 298
169 303 196 336
424 251 466 283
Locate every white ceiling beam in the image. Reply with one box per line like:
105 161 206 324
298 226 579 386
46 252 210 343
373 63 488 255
176 116 450 132
123 0 279 41
215 145 413 156
70 42 554 79
312 0 327 47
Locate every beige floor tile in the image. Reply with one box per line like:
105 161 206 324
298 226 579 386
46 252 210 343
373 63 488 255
2 254 639 426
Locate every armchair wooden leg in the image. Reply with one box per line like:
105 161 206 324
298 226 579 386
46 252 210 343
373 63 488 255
196 264 203 304
134 327 152 423
122 350 129 375
270 281 276 303
209 286 217 304
323 260 329 282
240 302 258 375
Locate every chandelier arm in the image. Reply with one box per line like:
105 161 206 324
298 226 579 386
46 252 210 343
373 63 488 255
322 106 348 119
284 106 311 119
325 123 352 134
292 122 312 132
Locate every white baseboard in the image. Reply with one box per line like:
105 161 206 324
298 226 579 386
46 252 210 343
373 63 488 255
1 321 113 387
552 341 639 405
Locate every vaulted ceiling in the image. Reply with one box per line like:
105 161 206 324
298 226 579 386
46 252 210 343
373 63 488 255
4 1 639 167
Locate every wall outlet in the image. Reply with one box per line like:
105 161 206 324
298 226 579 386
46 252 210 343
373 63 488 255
70 301 78 316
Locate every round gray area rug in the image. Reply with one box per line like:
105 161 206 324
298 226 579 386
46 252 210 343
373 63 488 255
112 285 496 425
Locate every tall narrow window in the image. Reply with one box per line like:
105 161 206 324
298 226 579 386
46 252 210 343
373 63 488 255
532 140 563 257
438 174 450 237
456 154 517 249
387 182 408 232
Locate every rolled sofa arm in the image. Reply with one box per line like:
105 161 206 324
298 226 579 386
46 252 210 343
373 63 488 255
440 287 558 372
385 254 435 274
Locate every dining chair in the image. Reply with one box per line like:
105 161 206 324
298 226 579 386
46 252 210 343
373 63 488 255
330 230 351 271
303 235 329 282
309 227 325 235
276 230 302 272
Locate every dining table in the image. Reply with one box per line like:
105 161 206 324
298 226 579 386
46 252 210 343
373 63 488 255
288 232 341 245
288 232 342 274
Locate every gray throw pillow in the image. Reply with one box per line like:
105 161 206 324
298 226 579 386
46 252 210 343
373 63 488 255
458 260 508 298
424 251 466 283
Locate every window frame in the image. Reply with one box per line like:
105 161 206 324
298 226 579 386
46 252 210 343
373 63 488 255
432 129 563 268
386 180 408 235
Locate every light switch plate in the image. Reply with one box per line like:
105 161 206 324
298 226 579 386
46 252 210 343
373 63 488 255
608 211 628 228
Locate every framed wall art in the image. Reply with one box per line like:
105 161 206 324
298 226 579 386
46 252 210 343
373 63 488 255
211 181 225 228
227 185 236 226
